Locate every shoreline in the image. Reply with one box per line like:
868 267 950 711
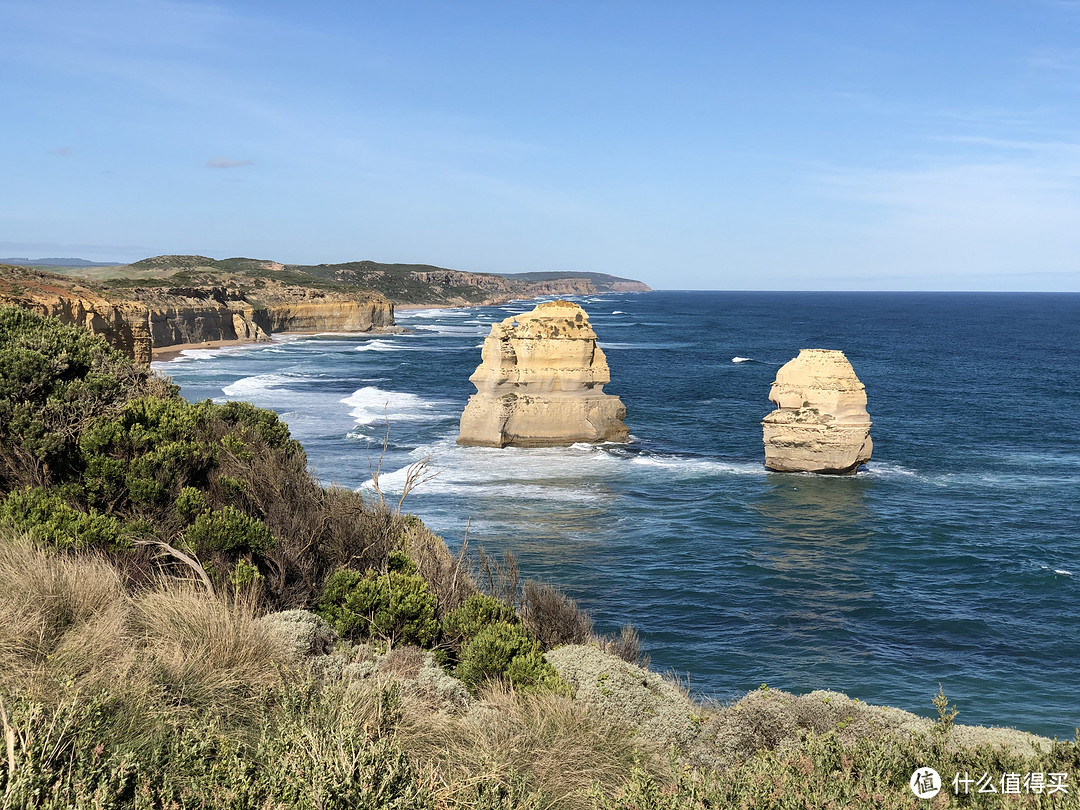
150 300 503 362
150 325 413 363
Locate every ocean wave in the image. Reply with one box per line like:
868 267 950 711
415 324 488 336
221 373 298 397
599 341 690 350
863 462 921 479
612 310 625 314
630 454 765 477
340 386 453 426
355 339 408 352
732 356 752 363
396 307 471 319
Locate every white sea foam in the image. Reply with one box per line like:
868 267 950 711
356 437 625 503
611 310 625 314
340 387 452 426
415 324 488 336
221 373 296 397
1055 569 1073 577
732 356 752 363
863 462 921 479
354 339 407 352
630 454 765 477
396 307 470 319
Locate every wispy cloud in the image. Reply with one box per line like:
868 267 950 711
206 157 252 169
48 146 72 156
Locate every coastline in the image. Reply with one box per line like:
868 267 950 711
150 324 411 362
150 295 558 362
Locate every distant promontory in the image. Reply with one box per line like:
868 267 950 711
0 255 650 364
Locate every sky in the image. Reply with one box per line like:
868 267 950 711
2 1 1079 291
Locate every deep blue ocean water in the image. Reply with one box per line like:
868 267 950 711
155 291 1080 737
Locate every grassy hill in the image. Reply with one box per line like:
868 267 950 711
12 254 650 305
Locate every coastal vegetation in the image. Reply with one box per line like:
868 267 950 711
1 305 1077 809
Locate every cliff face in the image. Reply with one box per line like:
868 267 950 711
0 265 395 365
761 349 873 475
0 272 154 364
458 301 629 448
266 299 395 333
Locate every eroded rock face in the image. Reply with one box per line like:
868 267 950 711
457 301 629 447
762 349 872 474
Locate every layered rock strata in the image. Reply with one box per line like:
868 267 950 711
458 301 629 447
0 266 395 365
762 349 872 475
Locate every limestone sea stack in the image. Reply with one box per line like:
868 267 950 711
457 301 629 447
761 349 872 475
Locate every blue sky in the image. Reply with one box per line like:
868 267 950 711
2 1 1078 290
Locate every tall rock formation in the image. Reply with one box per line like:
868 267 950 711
761 349 872 475
458 301 629 448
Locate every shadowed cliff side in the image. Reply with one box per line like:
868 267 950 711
0 264 395 364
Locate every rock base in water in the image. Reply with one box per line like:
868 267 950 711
457 301 629 448
762 348 872 474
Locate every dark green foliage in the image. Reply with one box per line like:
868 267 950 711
175 486 208 521
455 622 564 694
184 506 276 554
0 486 132 552
444 594 518 645
317 564 440 648
0 304 175 489
0 306 403 612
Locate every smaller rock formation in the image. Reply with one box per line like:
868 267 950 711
457 301 629 447
762 349 872 474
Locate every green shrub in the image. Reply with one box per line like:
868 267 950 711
455 622 565 694
317 564 440 648
444 593 518 645
176 486 208 521
183 506 276 554
0 304 174 488
0 486 132 552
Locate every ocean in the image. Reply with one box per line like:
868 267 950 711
154 291 1080 738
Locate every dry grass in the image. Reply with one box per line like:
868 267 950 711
0 534 286 730
399 682 641 810
0 533 127 684
519 581 593 650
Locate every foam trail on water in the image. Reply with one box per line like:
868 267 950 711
355 339 407 352
732 356 752 363
341 386 452 426
221 373 295 397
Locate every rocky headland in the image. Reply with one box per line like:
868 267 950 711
762 348 873 474
458 301 629 447
0 256 650 364
0 264 395 364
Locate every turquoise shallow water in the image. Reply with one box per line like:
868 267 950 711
156 291 1080 737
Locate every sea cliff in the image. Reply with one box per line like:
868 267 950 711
0 255 649 363
0 264 396 364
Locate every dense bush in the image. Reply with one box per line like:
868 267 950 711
443 593 518 645
0 486 134 552
183 505 276 554
317 558 440 648
455 621 565 694
0 304 175 489
0 306 415 611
